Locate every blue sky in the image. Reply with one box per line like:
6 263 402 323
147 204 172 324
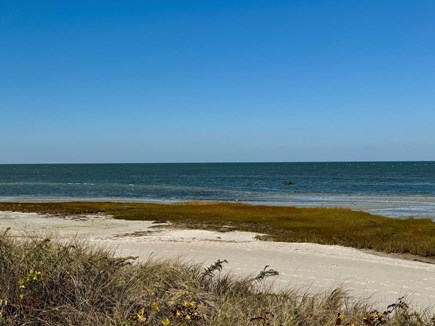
1 0 434 163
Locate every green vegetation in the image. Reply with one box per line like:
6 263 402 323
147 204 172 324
0 201 434 258
0 232 433 325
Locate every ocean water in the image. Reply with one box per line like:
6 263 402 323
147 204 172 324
0 162 434 218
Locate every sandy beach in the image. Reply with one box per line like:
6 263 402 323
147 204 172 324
1 210 434 310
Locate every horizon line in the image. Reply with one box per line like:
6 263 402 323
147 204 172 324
1 160 435 165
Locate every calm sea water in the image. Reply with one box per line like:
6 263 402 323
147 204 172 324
0 162 434 218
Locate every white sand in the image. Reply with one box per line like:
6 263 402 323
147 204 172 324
1 211 434 310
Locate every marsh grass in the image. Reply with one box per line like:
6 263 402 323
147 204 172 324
1 201 434 257
0 232 433 325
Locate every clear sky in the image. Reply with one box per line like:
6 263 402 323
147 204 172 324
1 0 434 163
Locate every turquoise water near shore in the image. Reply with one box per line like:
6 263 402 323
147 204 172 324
0 162 434 218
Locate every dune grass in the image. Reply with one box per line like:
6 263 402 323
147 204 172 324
0 201 434 258
0 231 433 325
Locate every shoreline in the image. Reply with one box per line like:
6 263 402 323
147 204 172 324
1 210 434 310
1 194 435 219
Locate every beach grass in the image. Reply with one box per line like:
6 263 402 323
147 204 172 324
0 232 432 325
0 201 434 258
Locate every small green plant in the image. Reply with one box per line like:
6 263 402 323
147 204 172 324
362 296 408 325
18 269 41 300
18 269 41 289
200 259 228 282
254 265 279 281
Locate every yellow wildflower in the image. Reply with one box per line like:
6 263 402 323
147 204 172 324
335 312 344 325
162 316 170 325
183 300 196 308
136 307 146 323
152 303 160 312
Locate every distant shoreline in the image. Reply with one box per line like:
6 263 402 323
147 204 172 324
1 195 435 219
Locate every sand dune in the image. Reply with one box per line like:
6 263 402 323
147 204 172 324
1 211 434 310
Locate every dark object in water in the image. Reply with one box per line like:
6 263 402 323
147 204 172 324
283 180 294 186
